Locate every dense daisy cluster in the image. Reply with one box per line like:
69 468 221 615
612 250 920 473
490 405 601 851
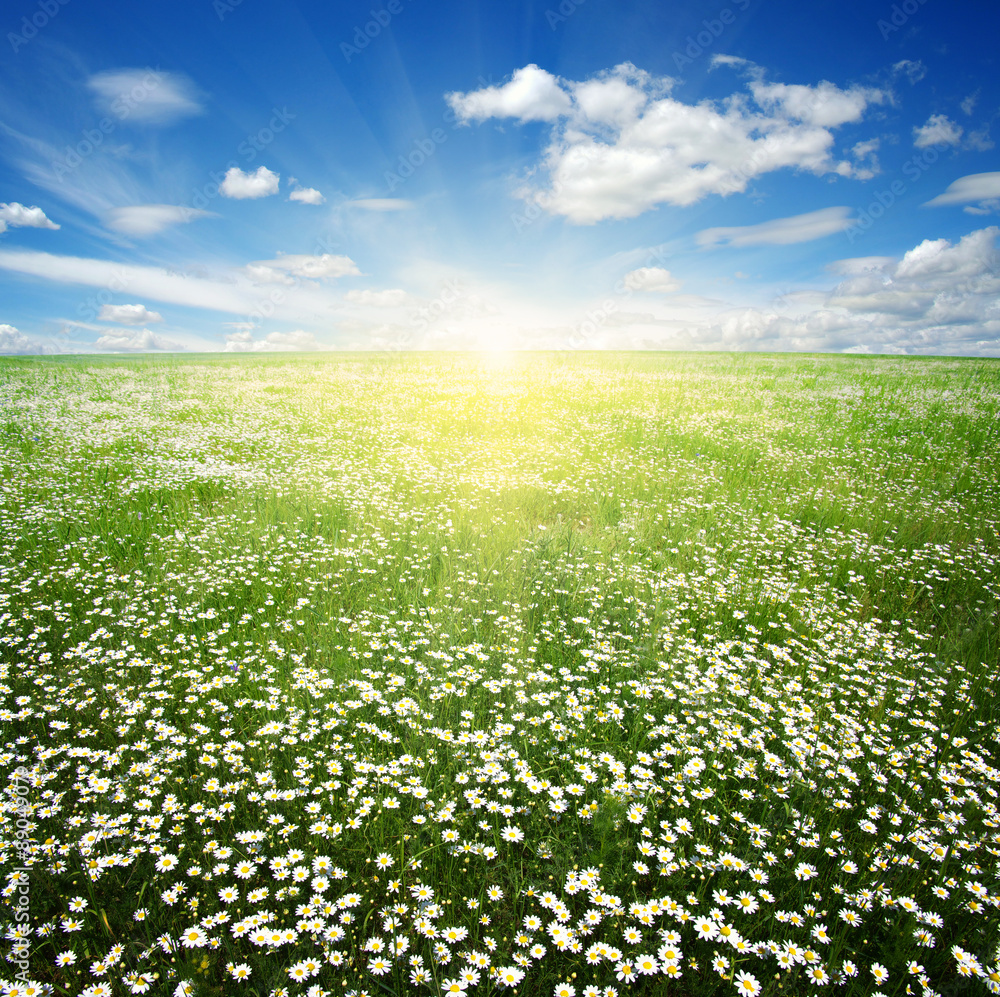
0 353 997 997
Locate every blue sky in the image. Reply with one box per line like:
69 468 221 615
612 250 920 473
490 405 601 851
1 0 998 355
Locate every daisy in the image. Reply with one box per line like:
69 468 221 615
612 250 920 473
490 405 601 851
614 961 636 983
807 966 829 986
495 966 525 987
636 954 659 975
180 926 208 948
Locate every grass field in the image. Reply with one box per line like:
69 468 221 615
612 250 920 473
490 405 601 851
0 351 998 997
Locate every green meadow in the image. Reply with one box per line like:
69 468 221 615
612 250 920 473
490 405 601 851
0 351 997 997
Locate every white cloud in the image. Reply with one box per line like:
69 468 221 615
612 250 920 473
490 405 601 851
923 172 1000 210
961 91 979 116
289 187 325 205
892 59 926 85
893 227 997 283
0 202 59 234
622 267 680 293
541 228 1000 356
748 79 878 128
345 288 411 307
225 329 322 352
0 323 48 355
244 264 295 286
87 69 203 125
913 114 963 149
850 138 880 179
448 62 885 223
697 207 854 248
348 198 414 211
0 248 361 335
221 166 280 199
447 64 573 123
826 256 895 276
105 204 215 236
0 249 252 313
97 303 163 325
254 253 362 280
94 328 182 351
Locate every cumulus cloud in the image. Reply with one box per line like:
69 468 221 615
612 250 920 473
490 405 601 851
105 204 215 236
221 166 280 199
923 173 1000 216
0 202 59 234
251 253 362 280
447 64 573 123
817 228 1000 342
913 114 963 149
97 303 163 325
0 323 48 355
622 267 680 293
345 288 411 307
87 69 203 125
289 187 325 205
567 228 1000 356
94 328 182 351
748 79 877 128
224 329 322 352
697 207 855 248
850 138 880 179
447 61 885 223
826 256 895 276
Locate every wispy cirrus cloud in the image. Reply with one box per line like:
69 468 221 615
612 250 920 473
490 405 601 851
104 204 216 237
86 69 204 125
697 207 855 248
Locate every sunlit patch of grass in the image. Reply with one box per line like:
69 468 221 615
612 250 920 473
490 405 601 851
0 351 998 997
